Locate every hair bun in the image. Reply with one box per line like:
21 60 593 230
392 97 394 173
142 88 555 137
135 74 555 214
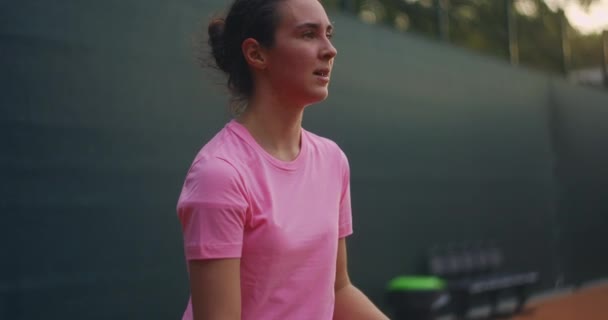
208 18 228 72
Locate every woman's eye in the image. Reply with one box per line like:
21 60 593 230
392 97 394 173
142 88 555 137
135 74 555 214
326 33 333 39
303 32 316 39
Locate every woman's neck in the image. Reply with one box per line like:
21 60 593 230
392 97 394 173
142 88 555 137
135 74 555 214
236 94 305 162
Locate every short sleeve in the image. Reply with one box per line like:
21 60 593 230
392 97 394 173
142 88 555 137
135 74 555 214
338 150 353 238
177 157 249 260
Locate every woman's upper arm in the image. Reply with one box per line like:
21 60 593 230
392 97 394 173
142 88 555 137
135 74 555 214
189 258 241 320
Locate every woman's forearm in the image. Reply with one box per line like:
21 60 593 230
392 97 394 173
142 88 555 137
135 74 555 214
333 283 389 320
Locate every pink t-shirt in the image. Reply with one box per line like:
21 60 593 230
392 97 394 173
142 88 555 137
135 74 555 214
177 120 353 320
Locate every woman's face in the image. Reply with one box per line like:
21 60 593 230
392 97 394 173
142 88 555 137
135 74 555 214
264 0 337 106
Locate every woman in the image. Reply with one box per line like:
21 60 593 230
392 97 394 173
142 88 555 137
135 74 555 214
177 0 389 319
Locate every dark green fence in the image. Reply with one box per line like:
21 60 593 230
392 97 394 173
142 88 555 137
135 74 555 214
1 1 607 318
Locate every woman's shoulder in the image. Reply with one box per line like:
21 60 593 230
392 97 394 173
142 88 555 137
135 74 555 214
184 125 253 182
180 149 248 205
178 153 249 210
195 123 255 165
188 154 239 182
303 129 348 161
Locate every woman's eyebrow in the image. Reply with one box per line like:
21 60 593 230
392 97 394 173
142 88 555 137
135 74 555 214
295 22 334 32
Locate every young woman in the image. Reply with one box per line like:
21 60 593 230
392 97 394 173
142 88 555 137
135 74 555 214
176 0 389 319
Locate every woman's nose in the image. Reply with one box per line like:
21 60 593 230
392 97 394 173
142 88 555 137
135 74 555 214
321 40 337 60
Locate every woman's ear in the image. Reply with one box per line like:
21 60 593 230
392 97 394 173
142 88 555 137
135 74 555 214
242 38 267 70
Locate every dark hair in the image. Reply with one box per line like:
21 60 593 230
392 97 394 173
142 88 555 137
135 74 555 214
206 0 285 113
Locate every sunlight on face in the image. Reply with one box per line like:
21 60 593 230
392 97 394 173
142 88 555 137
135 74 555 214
262 0 337 106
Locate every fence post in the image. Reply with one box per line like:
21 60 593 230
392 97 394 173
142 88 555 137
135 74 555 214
559 9 571 75
602 30 608 88
506 0 519 65
436 0 449 42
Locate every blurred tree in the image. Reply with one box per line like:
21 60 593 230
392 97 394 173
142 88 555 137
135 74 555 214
570 31 604 69
516 0 564 74
448 0 510 59
358 0 438 36
545 0 601 9
575 0 600 8
324 0 605 77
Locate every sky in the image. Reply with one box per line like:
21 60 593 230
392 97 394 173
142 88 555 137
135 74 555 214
544 0 608 34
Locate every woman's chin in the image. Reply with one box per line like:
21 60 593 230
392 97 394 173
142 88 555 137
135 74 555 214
306 89 330 104
289 87 330 107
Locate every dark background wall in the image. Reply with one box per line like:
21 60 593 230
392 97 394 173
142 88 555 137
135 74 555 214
1 1 607 319
549 82 608 285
